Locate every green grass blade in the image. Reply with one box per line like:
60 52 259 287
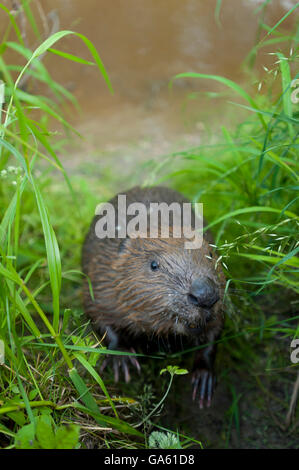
74 353 119 418
48 48 95 66
170 72 266 129
71 403 143 437
205 206 298 231
68 367 108 427
258 2 299 45
10 30 113 101
276 52 294 137
31 179 61 332
0 4 24 46
20 0 40 39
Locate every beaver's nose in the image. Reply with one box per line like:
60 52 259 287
188 277 219 309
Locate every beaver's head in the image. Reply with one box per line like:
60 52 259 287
112 231 225 337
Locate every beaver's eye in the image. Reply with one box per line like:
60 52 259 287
150 260 159 271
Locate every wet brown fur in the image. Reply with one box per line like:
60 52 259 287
82 186 225 352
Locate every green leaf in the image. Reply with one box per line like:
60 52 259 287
14 422 36 449
55 424 80 449
170 72 266 129
71 403 143 437
68 367 106 427
20 0 40 39
258 2 299 45
7 410 26 427
149 431 182 449
12 30 113 96
0 136 28 175
31 178 61 332
276 52 294 137
0 4 24 45
160 365 188 376
0 422 16 438
74 352 119 418
35 415 56 449
204 206 298 231
48 48 95 66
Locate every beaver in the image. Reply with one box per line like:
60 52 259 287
82 186 225 408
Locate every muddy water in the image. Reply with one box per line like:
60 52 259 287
1 0 298 181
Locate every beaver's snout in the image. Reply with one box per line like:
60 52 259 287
188 277 220 310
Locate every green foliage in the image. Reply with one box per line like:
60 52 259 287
169 56 299 296
14 412 80 449
160 365 188 376
0 2 141 449
0 0 298 450
148 431 182 449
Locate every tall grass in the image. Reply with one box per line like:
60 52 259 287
168 61 298 297
0 3 145 449
163 6 299 444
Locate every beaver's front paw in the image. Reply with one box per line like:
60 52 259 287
100 347 141 383
191 368 216 409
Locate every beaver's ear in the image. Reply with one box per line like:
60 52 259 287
118 236 131 254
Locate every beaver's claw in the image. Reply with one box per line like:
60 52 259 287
191 368 216 409
100 348 141 384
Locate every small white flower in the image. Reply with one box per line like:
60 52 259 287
7 166 17 173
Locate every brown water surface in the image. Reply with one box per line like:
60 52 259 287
1 0 297 182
